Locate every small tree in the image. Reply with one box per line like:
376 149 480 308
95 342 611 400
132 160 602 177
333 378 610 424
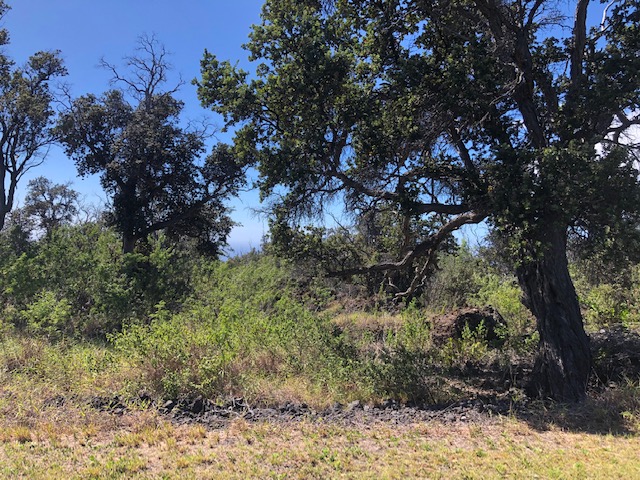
58 36 245 254
198 0 640 401
22 176 79 238
0 2 67 231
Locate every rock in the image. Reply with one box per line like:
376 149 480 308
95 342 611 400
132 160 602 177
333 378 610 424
88 395 127 413
162 400 176 412
347 400 363 411
380 399 399 410
190 396 205 414
231 397 248 410
431 307 506 344
138 391 153 405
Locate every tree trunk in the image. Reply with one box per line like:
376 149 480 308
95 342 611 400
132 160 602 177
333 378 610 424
122 235 137 254
516 224 591 402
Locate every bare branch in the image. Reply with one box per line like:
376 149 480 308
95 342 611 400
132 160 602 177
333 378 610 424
100 34 184 102
601 0 622 31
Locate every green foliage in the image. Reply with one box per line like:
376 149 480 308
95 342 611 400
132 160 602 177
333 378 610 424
572 263 640 327
0 333 119 397
57 36 244 254
367 346 446 404
23 177 79 238
0 18 67 230
0 193 637 407
583 284 628 327
422 245 483 310
21 290 72 340
472 273 536 344
198 0 640 400
112 255 360 400
0 222 195 338
395 301 432 351
198 0 640 278
439 321 490 368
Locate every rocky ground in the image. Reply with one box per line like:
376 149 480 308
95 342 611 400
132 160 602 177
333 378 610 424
79 392 526 434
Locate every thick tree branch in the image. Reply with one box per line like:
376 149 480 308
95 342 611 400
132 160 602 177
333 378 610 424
449 127 478 176
475 0 547 148
328 210 486 278
570 0 590 90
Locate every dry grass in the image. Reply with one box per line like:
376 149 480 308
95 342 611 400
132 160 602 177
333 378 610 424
2 325 640 478
331 311 407 332
1 408 639 479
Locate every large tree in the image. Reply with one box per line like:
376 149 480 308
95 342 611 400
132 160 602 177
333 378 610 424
57 36 246 254
198 0 640 401
0 2 67 231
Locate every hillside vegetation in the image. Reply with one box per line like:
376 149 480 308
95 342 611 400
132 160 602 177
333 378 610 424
1 221 639 406
2 222 640 478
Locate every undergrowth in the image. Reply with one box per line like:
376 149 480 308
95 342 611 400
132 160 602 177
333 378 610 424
1 228 639 409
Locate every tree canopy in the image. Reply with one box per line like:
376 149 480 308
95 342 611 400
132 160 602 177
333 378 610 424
23 176 79 238
0 1 66 231
197 0 640 401
58 36 246 254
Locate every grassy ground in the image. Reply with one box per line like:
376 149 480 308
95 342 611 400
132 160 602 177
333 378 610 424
1 407 639 479
1 305 639 478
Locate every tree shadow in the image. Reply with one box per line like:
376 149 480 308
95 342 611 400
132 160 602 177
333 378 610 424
441 326 640 436
512 392 639 436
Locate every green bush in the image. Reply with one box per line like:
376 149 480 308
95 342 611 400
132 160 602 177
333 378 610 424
367 345 448 404
572 263 640 327
471 273 535 345
582 283 628 326
112 256 361 400
0 223 196 339
22 290 73 340
438 321 490 367
421 244 483 310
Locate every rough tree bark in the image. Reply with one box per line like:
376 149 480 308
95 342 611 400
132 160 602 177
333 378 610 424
122 235 137 254
516 224 592 401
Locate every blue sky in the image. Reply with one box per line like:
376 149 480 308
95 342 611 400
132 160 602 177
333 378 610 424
3 0 267 254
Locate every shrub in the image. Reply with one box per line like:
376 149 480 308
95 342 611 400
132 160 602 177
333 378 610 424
421 244 483 310
22 290 73 340
471 273 536 349
582 283 628 326
112 256 361 401
0 223 196 339
438 321 490 367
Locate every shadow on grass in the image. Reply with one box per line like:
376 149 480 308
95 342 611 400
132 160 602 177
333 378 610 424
517 327 640 436
513 389 640 436
424 328 640 436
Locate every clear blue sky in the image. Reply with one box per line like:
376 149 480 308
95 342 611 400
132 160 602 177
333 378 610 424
3 0 266 254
